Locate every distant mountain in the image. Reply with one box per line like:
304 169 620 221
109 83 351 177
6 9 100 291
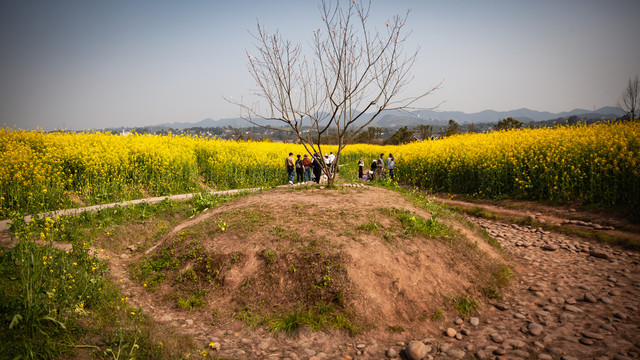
143 107 626 131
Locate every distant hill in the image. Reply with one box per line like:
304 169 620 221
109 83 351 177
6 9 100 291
141 106 626 131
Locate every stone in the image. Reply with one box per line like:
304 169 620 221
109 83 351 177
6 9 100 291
579 338 594 346
548 347 564 355
513 349 530 357
582 331 605 340
404 341 428 360
563 305 583 313
446 328 457 337
445 348 466 359
583 292 598 303
601 324 616 332
385 348 398 358
542 244 559 251
470 317 480 326
528 322 544 336
535 310 550 317
495 303 509 311
600 297 614 304
613 312 628 320
549 297 565 305
590 249 610 259
490 333 505 343
454 318 463 325
355 344 366 349
538 354 553 360
504 338 526 349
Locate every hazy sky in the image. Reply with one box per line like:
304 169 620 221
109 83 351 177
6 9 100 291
1 0 639 131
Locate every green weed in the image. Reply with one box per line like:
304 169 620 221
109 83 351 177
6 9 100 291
451 295 479 317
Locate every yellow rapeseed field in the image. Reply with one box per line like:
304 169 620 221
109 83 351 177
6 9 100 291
1 121 638 218
397 121 640 207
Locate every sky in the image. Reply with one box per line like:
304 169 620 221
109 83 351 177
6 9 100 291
1 0 639 131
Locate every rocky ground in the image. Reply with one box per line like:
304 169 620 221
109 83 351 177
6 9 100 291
114 200 640 360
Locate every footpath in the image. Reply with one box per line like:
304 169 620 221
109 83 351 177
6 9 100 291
0 187 263 233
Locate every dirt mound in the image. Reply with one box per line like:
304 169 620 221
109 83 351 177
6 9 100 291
128 186 508 338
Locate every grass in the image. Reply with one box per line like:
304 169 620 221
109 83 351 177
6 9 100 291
0 195 245 359
272 305 358 334
357 221 381 233
431 309 444 321
450 295 479 317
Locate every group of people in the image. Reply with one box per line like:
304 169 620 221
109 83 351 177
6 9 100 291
285 151 395 185
285 152 331 185
358 153 395 181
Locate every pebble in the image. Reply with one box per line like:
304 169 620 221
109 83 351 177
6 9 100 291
614 312 628 320
513 349 530 357
446 328 457 337
528 322 544 336
490 333 505 344
385 348 398 358
609 289 622 296
601 324 616 332
590 249 610 259
444 347 466 359
584 292 598 303
404 341 428 360
579 337 594 346
581 331 602 340
563 305 583 313
469 317 480 326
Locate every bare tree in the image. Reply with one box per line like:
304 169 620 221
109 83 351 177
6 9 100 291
228 0 440 186
618 75 639 121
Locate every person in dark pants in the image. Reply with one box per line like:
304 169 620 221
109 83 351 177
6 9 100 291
295 154 304 184
312 153 323 184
